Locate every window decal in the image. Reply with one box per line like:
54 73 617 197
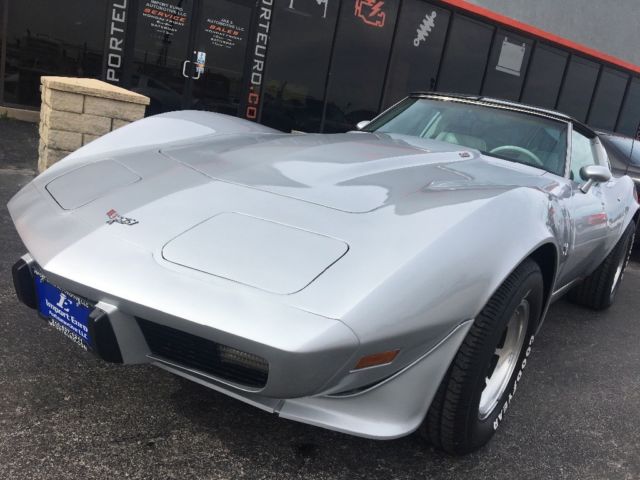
496 37 526 77
354 0 387 28
413 11 437 47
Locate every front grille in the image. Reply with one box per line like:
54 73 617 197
137 318 269 389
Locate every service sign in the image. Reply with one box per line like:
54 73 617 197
142 0 189 38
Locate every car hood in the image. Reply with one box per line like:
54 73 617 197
159 132 547 214
10 131 559 313
34 131 552 219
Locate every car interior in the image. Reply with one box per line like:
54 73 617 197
373 99 569 176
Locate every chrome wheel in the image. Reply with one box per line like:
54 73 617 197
479 298 530 420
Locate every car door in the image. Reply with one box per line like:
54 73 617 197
593 137 630 245
555 128 613 286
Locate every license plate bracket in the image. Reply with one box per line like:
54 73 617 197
34 269 94 351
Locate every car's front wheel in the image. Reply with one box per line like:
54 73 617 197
421 259 544 454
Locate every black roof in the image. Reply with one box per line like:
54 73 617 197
409 91 596 137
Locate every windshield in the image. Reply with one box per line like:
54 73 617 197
364 98 568 176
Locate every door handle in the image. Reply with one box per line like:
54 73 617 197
182 60 192 78
182 60 202 80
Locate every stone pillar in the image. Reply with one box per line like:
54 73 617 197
39 77 150 172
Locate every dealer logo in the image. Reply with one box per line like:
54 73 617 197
56 293 72 313
106 209 139 226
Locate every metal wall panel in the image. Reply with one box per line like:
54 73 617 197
587 68 628 132
556 56 600 122
520 43 568 109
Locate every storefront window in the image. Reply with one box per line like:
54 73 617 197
381 0 449 109
2 0 108 107
436 14 494 95
191 0 253 116
520 43 568 109
128 0 194 115
322 0 400 133
260 0 340 133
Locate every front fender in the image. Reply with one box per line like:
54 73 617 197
328 187 559 395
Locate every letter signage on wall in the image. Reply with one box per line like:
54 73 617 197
245 0 273 121
103 0 129 84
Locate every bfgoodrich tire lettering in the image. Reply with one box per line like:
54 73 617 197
421 259 543 454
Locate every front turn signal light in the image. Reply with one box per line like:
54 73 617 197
353 349 400 370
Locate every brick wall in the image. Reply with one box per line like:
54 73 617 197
39 77 150 172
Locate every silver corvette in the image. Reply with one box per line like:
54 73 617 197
9 93 639 454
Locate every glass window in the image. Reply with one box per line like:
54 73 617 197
570 130 597 181
260 0 340 132
3 0 108 107
381 1 450 109
588 68 628 132
364 97 568 175
191 0 254 116
616 77 640 138
482 30 533 101
128 0 194 115
436 15 494 95
520 44 568 109
323 0 400 133
557 56 600 122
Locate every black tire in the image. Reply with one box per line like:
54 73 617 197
421 259 544 454
568 223 636 310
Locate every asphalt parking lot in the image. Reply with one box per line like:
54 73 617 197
1 118 639 480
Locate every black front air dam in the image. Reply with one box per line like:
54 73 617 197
12 258 37 309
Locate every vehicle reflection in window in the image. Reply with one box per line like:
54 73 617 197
261 0 340 132
3 0 108 107
365 98 568 176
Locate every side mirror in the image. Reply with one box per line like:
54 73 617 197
356 120 371 130
579 165 612 193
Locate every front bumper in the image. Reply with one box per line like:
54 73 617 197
12 254 360 397
13 254 472 440
135 317 473 440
